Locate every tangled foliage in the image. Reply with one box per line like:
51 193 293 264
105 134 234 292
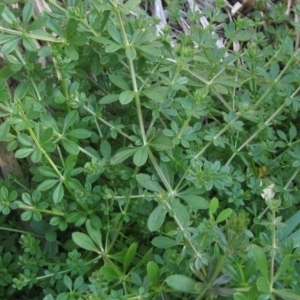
0 0 300 299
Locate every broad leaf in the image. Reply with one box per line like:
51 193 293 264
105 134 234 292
151 236 179 249
72 232 100 253
147 261 160 286
147 205 167 232
133 146 148 166
111 148 137 165
136 173 162 192
165 274 197 293
123 243 138 273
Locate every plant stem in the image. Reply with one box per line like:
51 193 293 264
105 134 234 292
116 8 147 146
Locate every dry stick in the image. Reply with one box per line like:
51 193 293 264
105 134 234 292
153 0 167 35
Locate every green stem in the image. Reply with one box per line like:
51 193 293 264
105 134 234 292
16 204 65 216
270 210 276 289
0 26 64 43
116 8 147 145
0 226 41 237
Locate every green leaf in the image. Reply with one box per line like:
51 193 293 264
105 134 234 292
252 245 269 279
137 45 161 57
151 236 179 249
173 202 190 227
63 111 78 132
99 94 119 104
147 261 160 286
0 65 15 79
111 148 137 165
274 255 291 282
15 148 34 158
53 182 64 204
272 288 300 300
14 82 28 99
256 276 270 294
2 7 17 24
22 36 37 51
178 194 209 210
67 128 91 139
165 274 197 293
150 137 174 151
27 16 48 31
86 220 103 251
216 208 233 223
38 179 58 191
73 276 83 291
100 265 120 282
18 133 33 146
105 42 122 53
107 24 122 44
136 173 162 192
22 192 32 205
1 38 19 54
21 211 32 221
64 45 79 60
279 210 300 240
141 86 168 102
147 205 167 232
38 166 59 178
209 197 219 217
61 139 79 155
133 146 148 166
100 140 111 159
0 33 14 44
125 45 136 60
0 4 5 16
233 292 247 300
133 248 153 271
119 90 135 105
72 232 100 253
0 122 10 140
38 46 52 57
45 229 57 242
22 2 34 26
63 275 72 291
123 243 138 273
108 75 130 90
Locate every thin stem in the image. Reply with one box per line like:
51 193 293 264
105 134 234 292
0 26 64 43
16 204 65 216
284 167 300 190
116 8 147 145
270 210 276 289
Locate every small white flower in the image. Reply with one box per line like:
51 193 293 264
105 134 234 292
260 182 276 201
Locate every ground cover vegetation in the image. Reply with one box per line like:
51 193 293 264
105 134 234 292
0 0 300 299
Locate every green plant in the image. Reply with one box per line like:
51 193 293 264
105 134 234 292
0 0 300 299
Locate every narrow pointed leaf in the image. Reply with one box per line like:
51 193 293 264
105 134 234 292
252 245 269 279
123 243 138 273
